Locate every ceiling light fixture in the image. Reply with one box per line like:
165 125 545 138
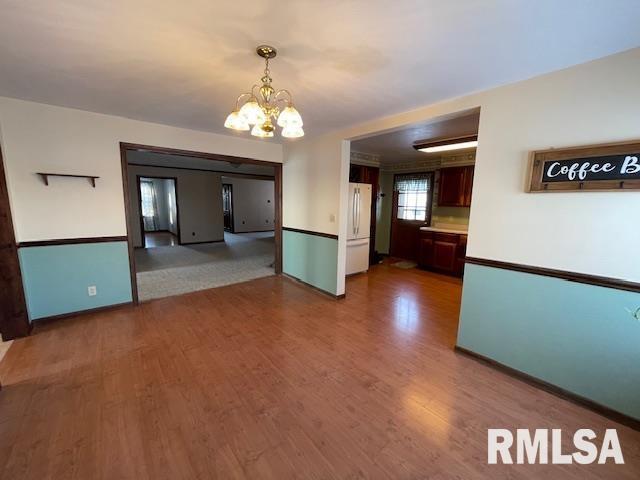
413 135 478 153
224 45 304 139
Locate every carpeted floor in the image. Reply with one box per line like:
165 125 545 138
135 231 275 301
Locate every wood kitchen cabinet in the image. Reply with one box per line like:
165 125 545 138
437 166 474 207
418 230 467 276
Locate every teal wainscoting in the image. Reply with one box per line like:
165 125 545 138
458 263 640 420
283 229 338 295
18 241 132 320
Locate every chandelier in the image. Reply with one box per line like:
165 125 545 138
224 45 304 139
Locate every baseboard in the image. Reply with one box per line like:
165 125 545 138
181 239 225 246
346 270 369 278
282 273 345 300
233 229 275 234
454 345 640 431
31 302 134 328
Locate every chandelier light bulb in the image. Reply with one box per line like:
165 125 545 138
277 106 303 128
282 125 304 138
251 124 274 138
224 111 250 131
238 99 265 125
224 45 303 139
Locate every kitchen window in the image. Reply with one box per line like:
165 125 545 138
394 173 433 222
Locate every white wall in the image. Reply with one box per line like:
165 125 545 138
128 165 224 246
221 176 275 233
318 47 640 283
0 97 282 242
283 136 347 235
282 136 350 294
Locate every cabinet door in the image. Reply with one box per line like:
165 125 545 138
432 241 458 272
418 237 434 267
456 235 468 276
438 166 475 207
462 166 475 207
438 167 466 206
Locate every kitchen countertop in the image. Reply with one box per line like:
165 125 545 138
419 226 468 235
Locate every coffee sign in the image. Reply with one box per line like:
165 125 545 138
528 141 640 192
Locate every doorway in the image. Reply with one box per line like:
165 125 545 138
346 108 480 352
137 176 179 248
120 143 282 303
389 172 435 261
222 183 234 232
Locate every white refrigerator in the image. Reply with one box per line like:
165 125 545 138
346 182 372 275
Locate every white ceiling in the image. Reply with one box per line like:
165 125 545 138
1 1 639 139
352 111 480 164
127 151 275 177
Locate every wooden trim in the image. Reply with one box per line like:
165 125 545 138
120 142 282 167
465 256 640 293
120 142 284 301
0 146 31 340
454 345 640 431
282 226 338 240
32 302 133 327
17 236 128 248
128 162 275 180
282 273 345 300
136 175 145 248
274 164 282 274
119 143 139 304
527 139 640 192
180 239 225 246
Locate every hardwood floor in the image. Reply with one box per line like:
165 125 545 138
0 265 638 478
144 231 178 248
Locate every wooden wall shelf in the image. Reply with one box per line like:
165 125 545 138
37 173 99 188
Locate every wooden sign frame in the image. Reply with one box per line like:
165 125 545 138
527 140 640 192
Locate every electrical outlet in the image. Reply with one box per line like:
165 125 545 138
87 285 97 296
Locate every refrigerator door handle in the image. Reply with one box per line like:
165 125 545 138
347 238 369 247
355 187 360 237
352 188 357 236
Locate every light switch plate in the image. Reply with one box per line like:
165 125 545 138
88 285 97 296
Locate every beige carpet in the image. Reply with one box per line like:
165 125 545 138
135 232 274 301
